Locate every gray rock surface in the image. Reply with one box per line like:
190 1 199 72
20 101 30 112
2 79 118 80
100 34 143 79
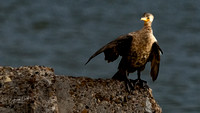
0 66 58 113
0 66 162 113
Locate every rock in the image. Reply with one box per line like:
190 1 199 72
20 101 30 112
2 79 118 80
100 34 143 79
0 66 162 113
55 76 162 113
0 66 58 113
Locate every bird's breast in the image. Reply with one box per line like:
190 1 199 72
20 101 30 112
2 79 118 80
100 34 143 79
128 33 157 66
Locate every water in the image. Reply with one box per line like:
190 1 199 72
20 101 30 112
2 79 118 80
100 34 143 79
0 0 200 112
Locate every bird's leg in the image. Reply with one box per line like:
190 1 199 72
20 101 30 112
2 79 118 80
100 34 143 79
130 70 148 88
137 70 141 80
112 70 134 92
124 71 135 92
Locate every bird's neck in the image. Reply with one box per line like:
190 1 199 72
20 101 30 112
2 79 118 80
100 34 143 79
143 23 152 33
144 22 152 27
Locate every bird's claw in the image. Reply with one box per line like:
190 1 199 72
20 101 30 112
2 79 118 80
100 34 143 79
130 79 149 89
124 79 149 92
124 79 135 93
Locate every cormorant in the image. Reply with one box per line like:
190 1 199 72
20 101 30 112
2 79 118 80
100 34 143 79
85 13 163 89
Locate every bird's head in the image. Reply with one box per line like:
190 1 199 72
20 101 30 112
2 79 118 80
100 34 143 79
140 13 154 23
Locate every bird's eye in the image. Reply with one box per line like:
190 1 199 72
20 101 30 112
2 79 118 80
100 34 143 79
147 17 150 19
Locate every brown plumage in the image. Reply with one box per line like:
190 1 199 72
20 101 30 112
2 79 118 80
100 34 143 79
85 13 163 83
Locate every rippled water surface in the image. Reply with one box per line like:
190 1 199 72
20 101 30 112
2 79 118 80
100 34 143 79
0 0 200 112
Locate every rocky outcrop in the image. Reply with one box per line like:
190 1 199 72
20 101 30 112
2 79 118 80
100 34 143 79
0 66 58 113
0 66 162 113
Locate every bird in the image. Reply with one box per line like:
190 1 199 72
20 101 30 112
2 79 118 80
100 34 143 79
85 13 163 89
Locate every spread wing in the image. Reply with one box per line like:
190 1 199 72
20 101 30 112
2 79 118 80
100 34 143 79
85 34 133 65
149 42 163 81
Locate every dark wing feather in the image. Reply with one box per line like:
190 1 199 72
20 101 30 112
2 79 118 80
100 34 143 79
149 42 163 81
85 35 133 65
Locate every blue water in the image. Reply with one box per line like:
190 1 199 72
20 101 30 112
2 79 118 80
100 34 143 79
0 0 200 112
